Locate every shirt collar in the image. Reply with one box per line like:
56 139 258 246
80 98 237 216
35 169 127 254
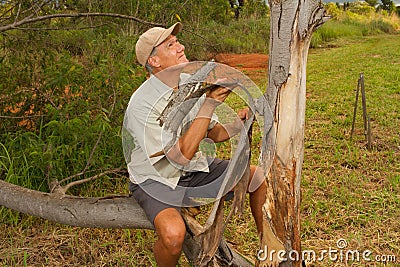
148 74 173 100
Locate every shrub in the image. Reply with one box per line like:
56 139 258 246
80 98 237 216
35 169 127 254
349 1 376 16
325 2 342 20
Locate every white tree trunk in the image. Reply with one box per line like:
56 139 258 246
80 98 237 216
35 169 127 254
258 0 328 266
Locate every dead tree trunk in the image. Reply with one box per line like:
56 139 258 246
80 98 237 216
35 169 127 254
257 0 328 266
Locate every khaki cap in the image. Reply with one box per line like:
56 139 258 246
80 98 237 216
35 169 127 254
135 22 183 67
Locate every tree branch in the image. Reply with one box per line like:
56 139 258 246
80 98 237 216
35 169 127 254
80 89 116 175
0 178 153 229
57 168 98 185
13 2 22 24
62 168 125 193
34 86 59 110
0 114 45 119
0 178 253 265
11 23 109 31
82 131 103 173
0 12 164 33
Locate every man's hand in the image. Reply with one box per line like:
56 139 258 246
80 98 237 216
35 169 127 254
230 107 250 133
206 107 250 143
237 107 250 122
204 78 239 105
205 85 231 105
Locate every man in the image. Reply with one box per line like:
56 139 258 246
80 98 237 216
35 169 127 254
123 22 267 266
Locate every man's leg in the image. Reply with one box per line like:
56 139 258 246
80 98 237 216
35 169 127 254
153 208 186 267
181 160 267 236
248 165 267 236
129 181 187 266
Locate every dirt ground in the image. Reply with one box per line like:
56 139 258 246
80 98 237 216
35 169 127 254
215 53 269 70
214 53 269 84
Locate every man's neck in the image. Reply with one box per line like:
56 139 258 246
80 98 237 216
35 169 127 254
153 66 184 91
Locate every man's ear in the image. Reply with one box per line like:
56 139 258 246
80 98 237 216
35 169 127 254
148 56 160 68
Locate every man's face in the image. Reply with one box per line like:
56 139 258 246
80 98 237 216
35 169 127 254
151 35 188 72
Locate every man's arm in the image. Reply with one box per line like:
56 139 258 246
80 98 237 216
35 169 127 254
166 87 231 166
206 107 249 143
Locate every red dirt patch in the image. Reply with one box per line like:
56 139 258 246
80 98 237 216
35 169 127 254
214 53 269 83
215 53 269 70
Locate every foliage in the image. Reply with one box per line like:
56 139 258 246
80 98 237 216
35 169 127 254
325 2 342 20
0 0 270 199
184 16 270 59
379 0 396 14
312 3 399 48
365 0 379 7
0 26 147 196
348 0 376 16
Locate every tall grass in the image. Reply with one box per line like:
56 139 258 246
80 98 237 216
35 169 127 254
311 7 399 48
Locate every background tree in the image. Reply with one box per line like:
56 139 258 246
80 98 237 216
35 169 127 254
348 1 376 15
365 0 379 8
325 3 342 20
380 0 396 13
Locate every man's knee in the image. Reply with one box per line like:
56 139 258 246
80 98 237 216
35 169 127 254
248 165 265 193
160 225 186 255
154 209 186 255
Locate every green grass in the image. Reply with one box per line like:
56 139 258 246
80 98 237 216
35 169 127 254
310 10 399 48
1 33 399 267
302 34 400 266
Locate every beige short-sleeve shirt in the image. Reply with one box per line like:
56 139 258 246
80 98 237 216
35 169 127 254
123 74 218 189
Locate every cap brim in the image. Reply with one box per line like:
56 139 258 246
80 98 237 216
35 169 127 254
154 22 183 47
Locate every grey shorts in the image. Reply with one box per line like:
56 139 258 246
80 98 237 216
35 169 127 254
129 158 233 225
